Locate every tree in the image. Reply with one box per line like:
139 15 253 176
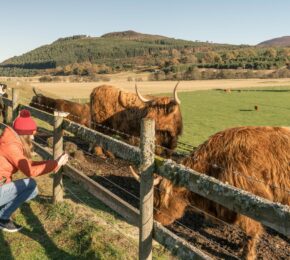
263 48 277 58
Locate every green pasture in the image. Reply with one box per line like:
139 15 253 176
72 85 290 148
177 86 290 147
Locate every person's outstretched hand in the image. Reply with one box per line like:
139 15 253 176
55 153 69 172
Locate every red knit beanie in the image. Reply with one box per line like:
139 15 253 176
13 110 37 135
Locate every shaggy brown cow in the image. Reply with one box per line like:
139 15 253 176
131 126 290 259
90 84 183 155
30 88 90 127
0 83 8 124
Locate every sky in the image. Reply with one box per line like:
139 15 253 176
0 0 289 62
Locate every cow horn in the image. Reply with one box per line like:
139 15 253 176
135 84 150 103
129 166 140 182
153 175 163 186
129 166 162 186
173 81 181 105
33 87 41 97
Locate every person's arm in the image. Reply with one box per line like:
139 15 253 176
6 145 58 177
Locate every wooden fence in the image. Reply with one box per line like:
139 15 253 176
2 88 290 259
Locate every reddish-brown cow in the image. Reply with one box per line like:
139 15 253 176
30 88 90 127
90 84 183 155
131 126 290 259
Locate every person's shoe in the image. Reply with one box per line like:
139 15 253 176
0 219 23 233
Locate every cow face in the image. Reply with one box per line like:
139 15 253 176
136 83 183 152
130 166 190 226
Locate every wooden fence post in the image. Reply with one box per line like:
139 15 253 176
139 118 155 260
12 88 19 122
53 111 68 203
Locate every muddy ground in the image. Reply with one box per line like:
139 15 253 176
35 133 290 260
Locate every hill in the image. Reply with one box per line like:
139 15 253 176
0 30 289 77
101 30 169 40
258 36 290 47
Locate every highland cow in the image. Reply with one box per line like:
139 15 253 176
131 126 290 259
30 88 91 127
90 84 183 155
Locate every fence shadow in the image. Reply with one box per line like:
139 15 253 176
19 201 77 260
0 230 14 260
62 176 134 224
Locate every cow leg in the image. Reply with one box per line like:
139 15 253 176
235 216 263 260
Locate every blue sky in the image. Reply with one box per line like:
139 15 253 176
0 0 289 62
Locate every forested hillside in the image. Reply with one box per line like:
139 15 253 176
1 31 290 79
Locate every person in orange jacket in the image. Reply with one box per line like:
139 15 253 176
0 109 68 232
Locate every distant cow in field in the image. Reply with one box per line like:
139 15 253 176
30 88 91 127
90 83 183 155
131 126 290 259
0 83 8 123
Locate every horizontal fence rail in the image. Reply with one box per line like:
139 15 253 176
19 104 54 125
156 158 290 237
15 103 141 163
62 120 141 164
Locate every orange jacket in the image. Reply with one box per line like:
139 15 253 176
0 126 58 184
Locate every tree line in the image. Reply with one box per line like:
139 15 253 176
0 35 289 78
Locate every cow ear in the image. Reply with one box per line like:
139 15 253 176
166 103 178 114
119 91 128 107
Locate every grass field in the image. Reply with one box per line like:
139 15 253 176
178 86 290 146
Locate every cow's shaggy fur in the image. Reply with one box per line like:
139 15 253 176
90 85 183 154
30 89 90 127
153 126 290 259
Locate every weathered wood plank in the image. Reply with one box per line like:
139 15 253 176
139 118 155 260
156 159 290 237
2 97 12 107
52 111 66 203
33 141 139 224
153 222 211 260
12 88 19 121
62 119 141 163
19 104 54 125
